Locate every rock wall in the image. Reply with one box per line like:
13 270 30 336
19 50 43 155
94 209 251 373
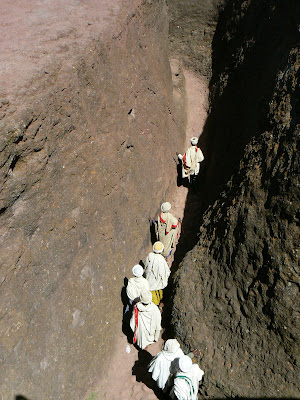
0 1 186 399
167 0 224 79
171 0 299 397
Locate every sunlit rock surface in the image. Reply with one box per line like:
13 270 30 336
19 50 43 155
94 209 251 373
0 1 185 398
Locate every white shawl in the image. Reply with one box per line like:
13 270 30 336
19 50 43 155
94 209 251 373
171 364 204 400
181 146 204 178
126 276 150 301
130 302 161 350
148 346 184 390
144 252 170 290
156 212 179 256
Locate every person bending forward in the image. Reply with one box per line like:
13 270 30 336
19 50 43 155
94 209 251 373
148 339 184 392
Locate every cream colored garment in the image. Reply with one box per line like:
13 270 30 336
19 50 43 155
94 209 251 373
130 302 161 349
181 146 204 178
126 276 150 302
144 252 170 290
156 212 179 256
170 364 204 400
148 346 184 390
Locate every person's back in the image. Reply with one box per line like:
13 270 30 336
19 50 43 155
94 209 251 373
177 137 204 183
144 242 170 291
126 264 149 303
127 275 149 302
130 290 161 350
148 339 184 391
170 356 204 400
156 202 179 257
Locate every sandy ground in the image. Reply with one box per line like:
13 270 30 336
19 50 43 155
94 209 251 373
89 70 208 400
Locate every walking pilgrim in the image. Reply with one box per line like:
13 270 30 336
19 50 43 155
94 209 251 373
156 202 179 258
170 355 204 400
130 289 162 350
177 136 204 186
126 264 150 311
148 339 184 392
144 241 170 306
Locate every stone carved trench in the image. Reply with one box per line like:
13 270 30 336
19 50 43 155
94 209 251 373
93 69 209 400
0 0 299 399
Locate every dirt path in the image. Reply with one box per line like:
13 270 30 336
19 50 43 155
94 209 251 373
89 69 208 400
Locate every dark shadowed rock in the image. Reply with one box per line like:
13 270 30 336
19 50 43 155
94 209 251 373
171 0 299 397
167 0 225 79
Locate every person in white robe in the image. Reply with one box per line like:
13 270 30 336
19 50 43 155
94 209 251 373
170 355 204 400
156 202 179 257
178 137 204 183
144 241 170 305
148 339 184 392
126 264 150 305
130 290 162 350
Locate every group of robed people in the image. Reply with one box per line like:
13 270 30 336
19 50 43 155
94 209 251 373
125 137 205 399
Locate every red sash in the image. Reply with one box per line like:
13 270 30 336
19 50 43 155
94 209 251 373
159 213 166 224
133 305 139 344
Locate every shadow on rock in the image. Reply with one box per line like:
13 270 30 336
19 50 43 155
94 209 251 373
176 161 189 189
15 396 30 400
149 220 157 245
121 277 133 344
132 350 170 399
172 182 206 274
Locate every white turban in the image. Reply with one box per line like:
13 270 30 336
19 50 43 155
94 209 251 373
190 137 198 145
132 264 144 277
153 241 164 254
140 290 152 304
164 339 180 353
161 202 171 212
178 356 192 373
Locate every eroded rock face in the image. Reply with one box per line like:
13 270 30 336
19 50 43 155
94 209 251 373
0 1 185 398
172 0 299 397
167 0 225 78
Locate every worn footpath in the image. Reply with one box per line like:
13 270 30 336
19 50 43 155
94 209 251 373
88 70 208 400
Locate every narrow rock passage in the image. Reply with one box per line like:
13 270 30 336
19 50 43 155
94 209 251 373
91 70 208 400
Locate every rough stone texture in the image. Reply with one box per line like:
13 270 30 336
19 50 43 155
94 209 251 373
0 0 121 106
202 0 300 207
172 0 299 397
0 1 186 399
2 0 299 398
166 0 225 79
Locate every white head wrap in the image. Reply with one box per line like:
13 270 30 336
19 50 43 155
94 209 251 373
153 241 164 254
132 264 144 277
190 137 198 145
140 290 152 304
178 356 192 373
161 202 171 212
164 339 180 353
